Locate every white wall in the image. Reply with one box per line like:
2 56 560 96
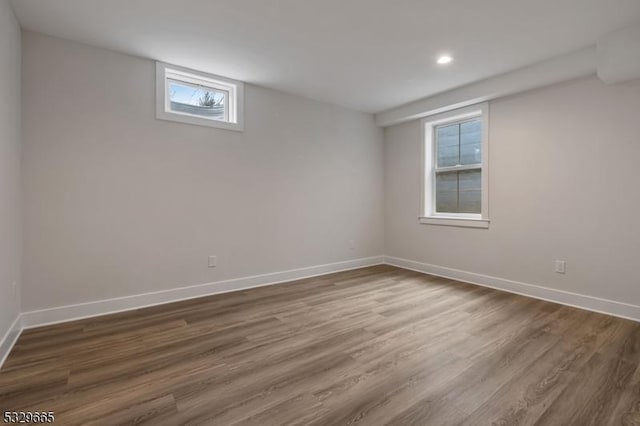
0 0 22 340
385 75 640 306
20 29 640 320
22 31 384 311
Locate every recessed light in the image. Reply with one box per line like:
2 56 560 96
437 55 453 65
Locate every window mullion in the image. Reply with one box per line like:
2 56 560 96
422 104 487 222
456 123 461 213
435 165 481 173
457 123 461 167
456 169 460 213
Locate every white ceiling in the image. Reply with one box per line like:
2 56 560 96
11 0 640 113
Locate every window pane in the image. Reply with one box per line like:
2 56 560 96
460 119 482 165
435 171 458 213
437 124 459 167
435 169 481 214
458 169 481 213
168 80 227 121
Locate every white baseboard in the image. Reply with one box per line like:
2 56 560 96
385 255 640 323
0 314 23 369
4 253 638 370
20 256 385 330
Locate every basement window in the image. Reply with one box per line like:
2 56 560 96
156 62 244 131
420 103 489 228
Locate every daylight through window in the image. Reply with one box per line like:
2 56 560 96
156 63 244 131
421 103 489 228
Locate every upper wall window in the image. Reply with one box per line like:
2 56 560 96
420 103 489 228
156 62 244 131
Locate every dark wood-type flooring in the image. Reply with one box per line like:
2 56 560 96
2 265 640 425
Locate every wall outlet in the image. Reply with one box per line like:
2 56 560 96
348 240 355 250
208 256 217 268
555 260 566 274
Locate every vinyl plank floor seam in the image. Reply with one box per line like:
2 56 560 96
1 264 639 425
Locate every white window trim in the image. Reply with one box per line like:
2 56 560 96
155 62 244 132
419 103 489 229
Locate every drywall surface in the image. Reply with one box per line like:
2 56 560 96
598 21 640 84
22 31 384 310
0 0 22 340
385 75 640 305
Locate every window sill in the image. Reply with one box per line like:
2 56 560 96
156 110 244 131
419 216 490 229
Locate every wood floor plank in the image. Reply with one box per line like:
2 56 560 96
1 265 639 425
535 352 637 425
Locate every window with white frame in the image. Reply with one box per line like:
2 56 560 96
421 103 489 228
156 62 244 131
